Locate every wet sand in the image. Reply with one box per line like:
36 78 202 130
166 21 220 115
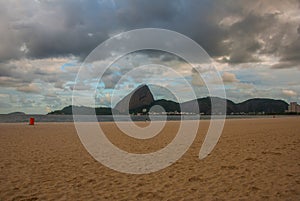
0 117 299 200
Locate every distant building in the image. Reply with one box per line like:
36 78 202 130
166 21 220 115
287 102 300 113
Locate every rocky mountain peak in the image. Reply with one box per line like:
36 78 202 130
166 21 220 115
114 85 154 114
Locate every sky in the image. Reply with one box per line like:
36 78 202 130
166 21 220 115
0 0 299 114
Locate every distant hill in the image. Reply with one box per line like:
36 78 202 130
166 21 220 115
236 98 288 114
180 97 288 114
113 85 288 115
48 105 115 115
181 97 235 114
48 85 289 115
7 112 26 115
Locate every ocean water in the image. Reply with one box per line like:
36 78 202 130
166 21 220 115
0 114 193 123
0 114 283 123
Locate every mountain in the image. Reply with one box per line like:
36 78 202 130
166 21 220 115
151 99 180 113
114 84 154 114
181 97 236 114
236 98 288 114
48 85 289 115
113 85 288 115
48 105 115 115
7 112 26 115
180 97 288 114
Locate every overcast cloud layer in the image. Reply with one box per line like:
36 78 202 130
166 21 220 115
0 0 299 114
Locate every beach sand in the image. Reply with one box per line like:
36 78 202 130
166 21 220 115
0 117 299 200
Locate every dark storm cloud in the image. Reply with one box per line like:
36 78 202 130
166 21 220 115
271 24 300 69
0 0 299 68
116 0 181 27
0 0 114 61
225 13 278 63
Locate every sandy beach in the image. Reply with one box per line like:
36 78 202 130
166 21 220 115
0 117 299 200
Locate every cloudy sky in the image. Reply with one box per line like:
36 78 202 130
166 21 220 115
0 0 299 114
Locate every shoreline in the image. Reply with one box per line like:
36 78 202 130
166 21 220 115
0 114 299 124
